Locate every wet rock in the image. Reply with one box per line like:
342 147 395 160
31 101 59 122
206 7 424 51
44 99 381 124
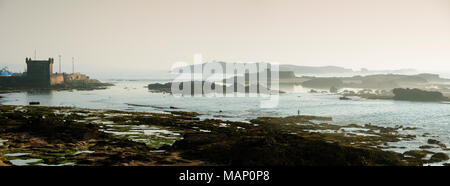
427 139 446 148
429 153 449 163
176 133 412 166
403 150 429 159
339 96 351 100
172 122 417 166
403 127 417 130
428 139 441 145
419 145 435 149
0 105 425 166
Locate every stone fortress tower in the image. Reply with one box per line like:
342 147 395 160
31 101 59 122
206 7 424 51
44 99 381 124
25 57 87 86
25 58 56 86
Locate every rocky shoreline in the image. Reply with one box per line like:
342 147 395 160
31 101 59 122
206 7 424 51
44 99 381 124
0 81 113 95
316 88 450 103
0 105 448 166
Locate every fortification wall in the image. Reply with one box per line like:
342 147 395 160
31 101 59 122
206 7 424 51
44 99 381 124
50 74 64 85
64 73 89 82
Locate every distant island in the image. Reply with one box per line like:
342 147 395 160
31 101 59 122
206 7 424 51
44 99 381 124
165 62 450 101
168 61 450 92
279 64 353 74
300 73 450 90
172 61 418 75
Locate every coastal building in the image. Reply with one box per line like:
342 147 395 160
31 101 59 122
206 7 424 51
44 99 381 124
0 57 92 88
25 58 89 87
26 58 64 86
64 72 89 82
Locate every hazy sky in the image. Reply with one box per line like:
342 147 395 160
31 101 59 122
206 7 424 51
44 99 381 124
1 0 449 77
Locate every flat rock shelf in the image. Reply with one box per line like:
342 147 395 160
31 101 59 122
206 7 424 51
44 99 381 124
0 105 448 166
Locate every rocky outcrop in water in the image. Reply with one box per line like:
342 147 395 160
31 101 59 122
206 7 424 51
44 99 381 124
147 81 283 94
392 88 449 102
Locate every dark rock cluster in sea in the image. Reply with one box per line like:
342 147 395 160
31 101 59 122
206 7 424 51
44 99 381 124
0 105 447 166
332 87 450 103
392 88 450 102
147 81 283 94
